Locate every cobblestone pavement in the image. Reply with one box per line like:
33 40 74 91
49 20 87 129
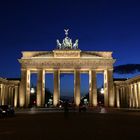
0 108 140 140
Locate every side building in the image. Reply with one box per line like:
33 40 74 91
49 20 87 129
0 78 20 107
114 75 140 108
0 75 140 109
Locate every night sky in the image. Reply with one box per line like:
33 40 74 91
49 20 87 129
0 0 140 96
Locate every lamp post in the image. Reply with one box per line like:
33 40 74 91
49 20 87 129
100 88 104 94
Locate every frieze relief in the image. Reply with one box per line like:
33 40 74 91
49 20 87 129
53 50 81 58
54 52 80 58
21 59 114 69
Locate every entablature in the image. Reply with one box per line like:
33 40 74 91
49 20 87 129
20 58 114 69
20 50 114 59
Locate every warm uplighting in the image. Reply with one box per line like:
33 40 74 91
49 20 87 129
93 98 97 106
75 95 80 106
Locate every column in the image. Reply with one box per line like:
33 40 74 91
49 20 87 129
104 69 114 107
53 70 60 107
134 83 139 108
74 69 80 107
127 86 129 107
122 87 125 107
125 85 129 108
124 86 128 107
131 84 135 108
11 87 14 106
116 86 120 108
19 69 30 107
130 84 133 107
0 84 2 105
37 69 45 107
132 84 136 107
14 86 19 108
89 70 97 106
136 83 140 108
9 86 12 105
8 86 11 105
119 88 122 107
4 85 7 105
137 82 140 108
41 70 45 106
1 85 5 105
4 85 8 105
129 85 132 108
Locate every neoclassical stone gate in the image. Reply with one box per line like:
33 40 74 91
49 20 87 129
19 30 115 107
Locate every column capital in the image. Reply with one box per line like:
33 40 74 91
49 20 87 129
89 69 96 72
74 69 81 72
105 69 113 71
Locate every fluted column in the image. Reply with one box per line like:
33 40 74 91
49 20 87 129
9 87 12 105
4 85 7 105
136 83 140 108
119 88 122 107
4 85 8 105
131 84 135 108
138 82 140 108
1 85 5 105
132 84 136 108
122 87 126 107
125 85 129 108
134 83 138 108
53 70 60 107
8 86 11 105
19 69 30 107
26 70 30 107
74 69 80 107
129 85 132 108
130 84 134 107
42 70 45 107
89 70 97 106
104 69 114 107
116 86 120 108
14 86 19 108
11 87 14 106
19 70 26 107
0 84 2 105
37 69 45 107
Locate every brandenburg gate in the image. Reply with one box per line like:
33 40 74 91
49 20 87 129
19 30 115 108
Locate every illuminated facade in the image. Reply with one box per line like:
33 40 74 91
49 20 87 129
0 78 20 107
18 30 115 107
114 75 140 108
2 30 140 109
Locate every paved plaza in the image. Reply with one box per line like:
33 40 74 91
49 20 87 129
0 109 140 140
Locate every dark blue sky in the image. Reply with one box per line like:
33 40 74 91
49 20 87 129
0 0 140 95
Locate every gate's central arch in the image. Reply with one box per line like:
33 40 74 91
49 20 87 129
19 30 115 107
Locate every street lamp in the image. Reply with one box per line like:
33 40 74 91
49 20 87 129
30 87 35 94
100 88 104 94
